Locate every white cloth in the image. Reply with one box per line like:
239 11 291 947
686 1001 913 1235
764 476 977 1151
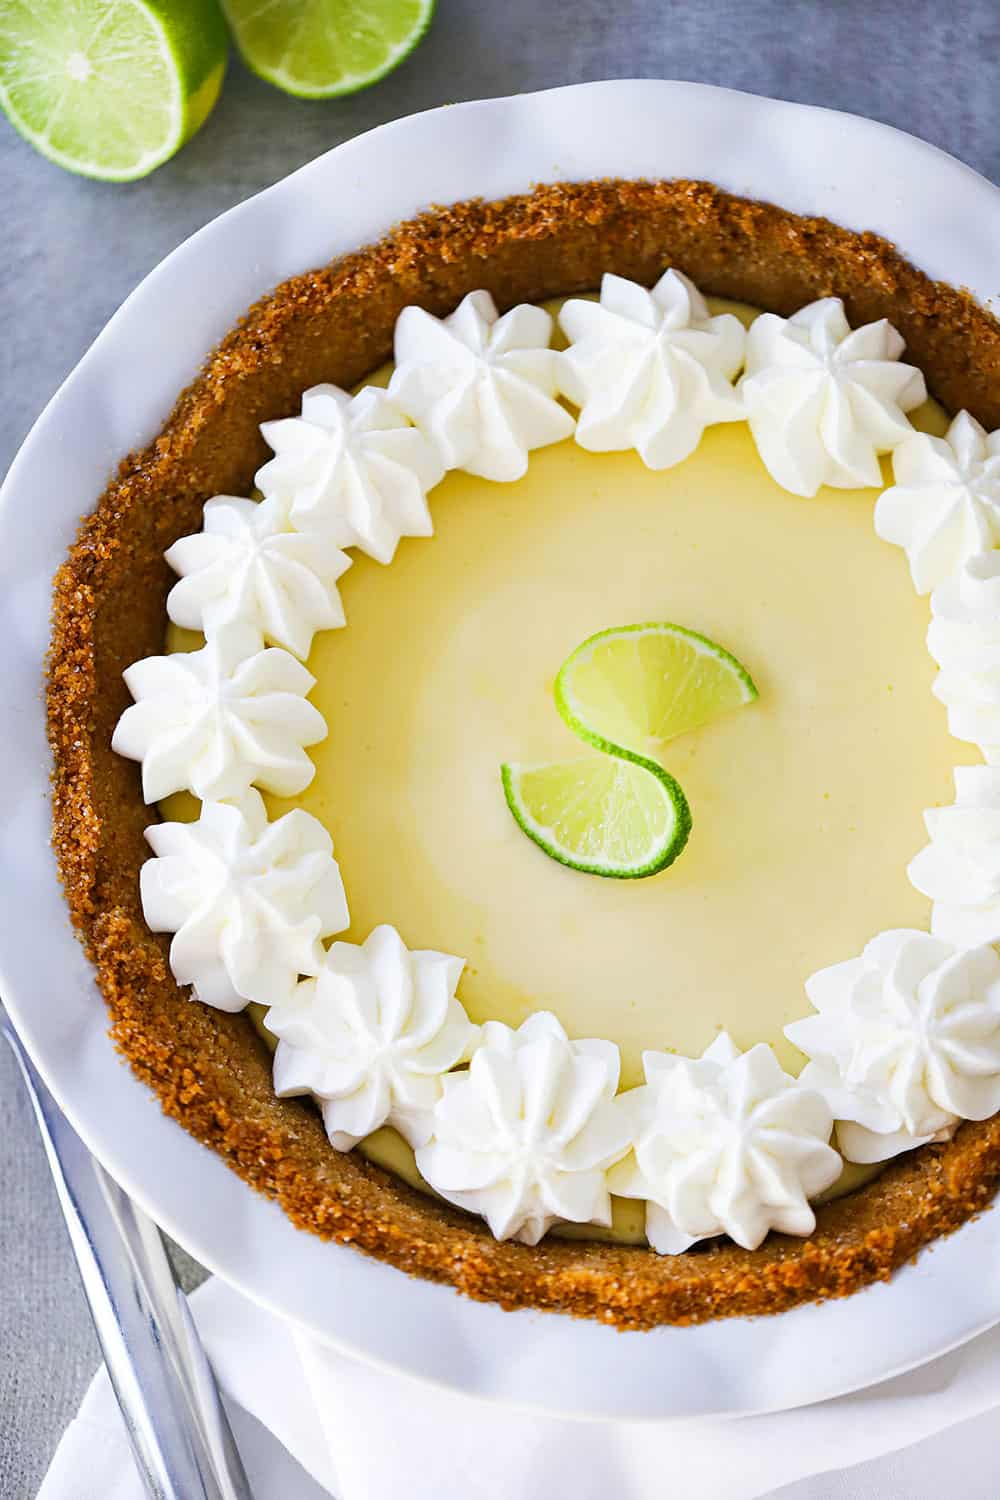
37 1276 1000 1500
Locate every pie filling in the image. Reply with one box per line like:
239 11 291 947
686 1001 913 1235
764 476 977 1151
112 274 1000 1257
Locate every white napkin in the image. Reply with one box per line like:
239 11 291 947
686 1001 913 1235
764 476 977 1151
37 1276 1000 1500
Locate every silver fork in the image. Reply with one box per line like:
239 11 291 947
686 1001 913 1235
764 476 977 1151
2 1010 256 1500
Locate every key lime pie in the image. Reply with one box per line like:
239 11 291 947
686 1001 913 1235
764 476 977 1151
48 181 1000 1327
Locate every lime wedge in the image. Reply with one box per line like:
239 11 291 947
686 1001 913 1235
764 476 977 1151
221 0 434 98
501 754 691 880
0 0 227 182
556 622 758 756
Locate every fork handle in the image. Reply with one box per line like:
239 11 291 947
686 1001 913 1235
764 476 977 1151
3 1016 255 1500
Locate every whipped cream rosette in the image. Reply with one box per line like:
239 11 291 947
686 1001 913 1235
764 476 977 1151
165 493 350 661
740 297 925 496
256 383 444 564
787 931 1000 1163
112 623 327 803
909 766 1000 945
389 290 574 481
416 1012 632 1244
610 1035 840 1253
268 925 477 1151
875 411 1000 594
558 268 745 468
928 553 1000 759
140 790 349 1013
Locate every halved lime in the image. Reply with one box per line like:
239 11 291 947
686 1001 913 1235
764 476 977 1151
556 622 758 756
221 0 434 99
0 0 227 182
501 753 691 880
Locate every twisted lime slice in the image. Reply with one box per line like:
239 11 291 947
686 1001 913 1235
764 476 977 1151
501 752 691 880
503 622 757 879
556 622 758 755
0 0 227 182
221 0 434 98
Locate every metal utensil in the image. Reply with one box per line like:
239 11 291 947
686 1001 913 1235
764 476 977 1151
2 1011 256 1500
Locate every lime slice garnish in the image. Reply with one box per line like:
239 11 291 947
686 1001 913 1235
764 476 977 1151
503 622 756 880
501 754 691 880
555 622 758 756
220 0 435 99
0 0 227 182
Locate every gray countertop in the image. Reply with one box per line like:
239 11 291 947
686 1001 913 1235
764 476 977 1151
3 2 1000 1494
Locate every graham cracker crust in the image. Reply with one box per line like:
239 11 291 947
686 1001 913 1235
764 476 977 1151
47 179 1000 1330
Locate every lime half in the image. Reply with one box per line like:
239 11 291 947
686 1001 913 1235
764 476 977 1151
556 622 758 756
221 0 434 99
0 0 227 182
501 754 691 880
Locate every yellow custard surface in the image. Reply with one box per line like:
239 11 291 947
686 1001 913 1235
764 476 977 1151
275 426 966 1067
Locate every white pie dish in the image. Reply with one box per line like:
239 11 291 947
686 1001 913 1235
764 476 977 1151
4 78 1000 1421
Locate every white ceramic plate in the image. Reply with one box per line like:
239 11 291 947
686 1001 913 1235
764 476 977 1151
5 80 1000 1423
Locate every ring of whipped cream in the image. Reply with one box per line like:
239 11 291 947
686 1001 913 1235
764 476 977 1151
111 270 1000 1254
